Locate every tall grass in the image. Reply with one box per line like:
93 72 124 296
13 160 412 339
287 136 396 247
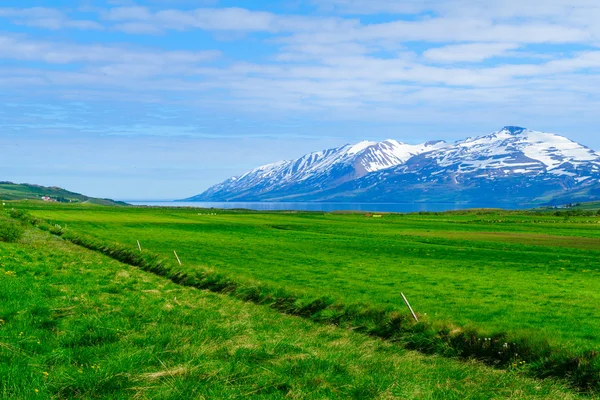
8 208 600 393
0 215 23 243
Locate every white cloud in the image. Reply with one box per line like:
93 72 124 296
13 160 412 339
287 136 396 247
1 2 600 142
113 22 163 34
97 5 598 46
2 31 600 111
3 4 598 47
0 35 220 66
312 0 436 14
283 18 591 47
103 6 357 33
424 43 521 63
0 7 62 19
103 6 153 20
0 7 103 30
313 0 600 20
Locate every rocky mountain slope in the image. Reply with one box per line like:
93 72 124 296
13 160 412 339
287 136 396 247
193 140 446 201
186 127 600 206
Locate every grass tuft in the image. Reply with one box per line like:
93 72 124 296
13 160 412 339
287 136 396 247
0 216 24 243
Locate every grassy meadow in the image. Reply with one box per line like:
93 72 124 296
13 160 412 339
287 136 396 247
1 215 586 399
16 202 600 351
4 201 600 394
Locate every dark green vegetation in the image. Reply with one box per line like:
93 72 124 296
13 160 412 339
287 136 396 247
0 182 126 206
6 203 600 394
1 217 585 399
0 218 23 243
534 201 600 214
540 184 600 207
555 202 600 213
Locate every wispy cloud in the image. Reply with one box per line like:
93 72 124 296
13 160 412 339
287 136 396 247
2 1 600 198
0 7 103 30
0 34 219 69
101 6 357 34
423 43 522 63
312 0 600 20
1 30 600 119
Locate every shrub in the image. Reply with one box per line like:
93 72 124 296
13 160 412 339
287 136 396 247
0 218 24 242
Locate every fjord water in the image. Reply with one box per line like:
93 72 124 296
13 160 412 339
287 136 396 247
127 201 521 212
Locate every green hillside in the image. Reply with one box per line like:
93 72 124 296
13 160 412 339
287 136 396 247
0 182 127 206
567 201 600 211
535 201 600 213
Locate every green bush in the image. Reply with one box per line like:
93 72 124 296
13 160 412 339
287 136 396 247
0 218 24 242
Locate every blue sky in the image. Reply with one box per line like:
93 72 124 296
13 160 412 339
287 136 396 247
2 0 600 199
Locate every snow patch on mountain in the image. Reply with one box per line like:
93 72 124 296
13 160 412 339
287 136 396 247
520 131 598 170
186 126 600 204
237 139 444 185
348 141 377 155
358 140 448 173
423 126 600 177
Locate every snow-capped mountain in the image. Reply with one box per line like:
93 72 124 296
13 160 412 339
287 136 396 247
413 126 600 179
185 127 600 205
190 139 446 201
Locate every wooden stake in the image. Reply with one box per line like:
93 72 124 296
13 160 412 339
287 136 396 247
174 251 182 266
137 240 142 252
401 292 419 322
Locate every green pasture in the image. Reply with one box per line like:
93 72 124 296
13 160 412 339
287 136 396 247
1 217 585 399
14 202 600 355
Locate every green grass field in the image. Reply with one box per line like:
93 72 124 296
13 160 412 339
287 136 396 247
2 215 585 399
4 201 600 394
17 203 600 349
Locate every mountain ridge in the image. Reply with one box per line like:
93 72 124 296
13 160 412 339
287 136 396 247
185 127 600 206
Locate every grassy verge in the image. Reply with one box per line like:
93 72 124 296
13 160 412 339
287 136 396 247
1 217 587 399
7 208 600 394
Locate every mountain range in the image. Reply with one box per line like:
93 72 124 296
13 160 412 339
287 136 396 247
185 127 600 206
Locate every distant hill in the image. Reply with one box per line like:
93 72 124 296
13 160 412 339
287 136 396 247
0 182 128 206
